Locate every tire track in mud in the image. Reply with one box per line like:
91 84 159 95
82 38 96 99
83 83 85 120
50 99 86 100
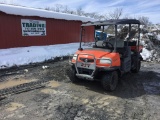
0 80 47 97
0 59 69 98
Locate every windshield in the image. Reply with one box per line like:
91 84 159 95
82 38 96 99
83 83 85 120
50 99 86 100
80 24 140 50
94 25 116 49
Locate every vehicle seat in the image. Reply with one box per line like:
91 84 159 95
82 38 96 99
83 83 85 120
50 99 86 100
108 39 124 56
95 41 103 47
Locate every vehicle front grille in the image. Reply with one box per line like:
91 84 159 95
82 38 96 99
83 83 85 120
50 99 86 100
77 67 93 75
79 58 94 63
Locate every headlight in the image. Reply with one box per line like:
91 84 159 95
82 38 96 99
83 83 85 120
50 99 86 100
72 54 77 60
100 57 112 64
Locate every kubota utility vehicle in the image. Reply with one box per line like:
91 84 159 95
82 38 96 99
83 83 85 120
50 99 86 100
69 19 143 91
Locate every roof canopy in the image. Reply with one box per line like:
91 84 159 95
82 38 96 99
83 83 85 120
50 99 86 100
0 4 95 22
82 19 141 26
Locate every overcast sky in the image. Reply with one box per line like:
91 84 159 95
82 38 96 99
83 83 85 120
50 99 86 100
0 0 160 24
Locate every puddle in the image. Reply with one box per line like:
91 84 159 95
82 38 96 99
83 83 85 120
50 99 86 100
103 102 110 106
41 88 57 94
143 83 160 94
82 98 89 104
47 80 60 88
84 96 117 109
102 96 118 100
6 102 25 111
98 96 117 105
0 79 36 90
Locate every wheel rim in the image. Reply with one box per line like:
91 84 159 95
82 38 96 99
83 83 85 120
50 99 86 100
110 74 118 90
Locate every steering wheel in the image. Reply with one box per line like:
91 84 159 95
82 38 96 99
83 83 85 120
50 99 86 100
102 41 114 49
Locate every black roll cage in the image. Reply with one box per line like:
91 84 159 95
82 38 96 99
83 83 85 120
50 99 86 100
78 19 141 52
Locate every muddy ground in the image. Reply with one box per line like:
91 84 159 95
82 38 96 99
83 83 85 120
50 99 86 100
0 59 160 120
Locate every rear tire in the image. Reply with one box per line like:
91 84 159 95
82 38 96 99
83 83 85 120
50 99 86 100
131 60 141 73
101 71 118 91
68 67 79 83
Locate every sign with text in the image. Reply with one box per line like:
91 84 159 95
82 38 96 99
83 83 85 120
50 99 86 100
21 19 46 36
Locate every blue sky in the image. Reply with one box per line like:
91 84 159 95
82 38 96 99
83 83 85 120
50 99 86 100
1 0 160 23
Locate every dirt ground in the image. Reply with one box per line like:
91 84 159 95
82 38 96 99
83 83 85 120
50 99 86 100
0 59 160 120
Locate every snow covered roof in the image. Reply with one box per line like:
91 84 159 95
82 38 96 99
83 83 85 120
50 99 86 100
0 4 95 22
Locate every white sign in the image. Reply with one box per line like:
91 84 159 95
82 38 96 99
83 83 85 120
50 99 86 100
21 19 46 36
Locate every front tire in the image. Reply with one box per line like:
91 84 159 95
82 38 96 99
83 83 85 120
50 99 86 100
68 67 79 83
101 71 118 91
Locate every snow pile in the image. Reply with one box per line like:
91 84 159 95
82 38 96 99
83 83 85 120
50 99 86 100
0 43 91 69
140 34 160 62
156 35 160 41
140 48 151 61
0 4 95 22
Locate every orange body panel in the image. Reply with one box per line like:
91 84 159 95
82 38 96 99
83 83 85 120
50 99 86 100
131 45 143 52
73 49 121 67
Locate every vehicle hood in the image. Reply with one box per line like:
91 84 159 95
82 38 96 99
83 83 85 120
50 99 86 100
75 48 111 58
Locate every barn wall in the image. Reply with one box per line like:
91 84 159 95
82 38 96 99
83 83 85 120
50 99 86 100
0 11 94 49
83 26 95 42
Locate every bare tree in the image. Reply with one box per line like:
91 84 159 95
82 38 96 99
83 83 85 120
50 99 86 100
138 16 149 27
62 5 76 14
12 3 152 27
45 7 56 11
68 10 76 15
62 5 69 13
45 7 53 11
55 4 63 12
0 0 19 6
105 8 123 20
98 15 105 20
76 7 84 16
88 12 97 18
123 14 134 19
45 7 50 10
83 13 90 17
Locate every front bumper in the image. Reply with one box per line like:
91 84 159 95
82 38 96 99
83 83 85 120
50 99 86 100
70 63 119 80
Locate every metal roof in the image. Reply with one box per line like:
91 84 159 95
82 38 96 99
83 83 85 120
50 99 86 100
81 19 140 26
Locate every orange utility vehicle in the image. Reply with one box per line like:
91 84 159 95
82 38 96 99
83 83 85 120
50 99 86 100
69 19 142 91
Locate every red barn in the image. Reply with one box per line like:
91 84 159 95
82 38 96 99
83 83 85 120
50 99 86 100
0 4 94 49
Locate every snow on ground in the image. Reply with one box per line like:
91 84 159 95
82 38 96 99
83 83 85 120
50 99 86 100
0 37 160 69
140 48 151 61
156 35 160 41
139 33 160 62
0 43 90 69
0 4 95 22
